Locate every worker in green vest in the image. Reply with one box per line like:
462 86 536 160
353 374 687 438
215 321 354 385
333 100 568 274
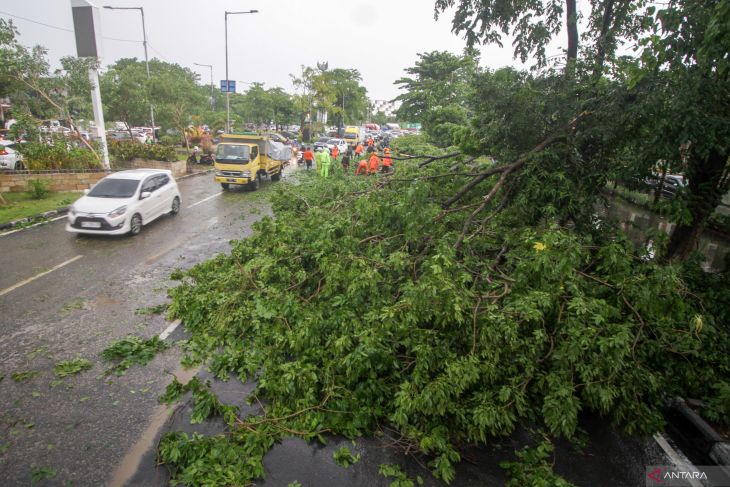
317 147 332 178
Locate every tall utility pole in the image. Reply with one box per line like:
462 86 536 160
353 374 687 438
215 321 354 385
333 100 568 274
225 9 258 133
103 5 155 138
71 0 110 168
194 63 214 110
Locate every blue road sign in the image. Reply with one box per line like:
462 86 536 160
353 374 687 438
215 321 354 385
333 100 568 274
220 80 236 93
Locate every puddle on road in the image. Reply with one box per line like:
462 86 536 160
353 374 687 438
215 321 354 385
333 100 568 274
107 364 199 487
89 293 121 308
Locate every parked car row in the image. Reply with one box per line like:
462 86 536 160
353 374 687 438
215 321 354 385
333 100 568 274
311 137 347 153
644 173 688 198
107 130 148 144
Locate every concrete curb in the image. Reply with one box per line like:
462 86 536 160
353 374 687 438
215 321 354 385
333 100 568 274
671 397 730 466
0 169 213 235
0 207 70 233
176 168 214 181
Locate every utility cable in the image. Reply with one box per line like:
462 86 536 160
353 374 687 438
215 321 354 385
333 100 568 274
0 10 141 43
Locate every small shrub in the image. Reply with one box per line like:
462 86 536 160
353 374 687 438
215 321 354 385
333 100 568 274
28 179 50 199
160 135 181 147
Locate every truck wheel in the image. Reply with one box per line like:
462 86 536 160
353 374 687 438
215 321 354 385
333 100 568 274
221 183 230 190
271 170 282 182
247 174 261 191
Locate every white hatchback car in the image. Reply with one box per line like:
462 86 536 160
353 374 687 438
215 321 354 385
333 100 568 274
66 169 181 236
0 140 22 170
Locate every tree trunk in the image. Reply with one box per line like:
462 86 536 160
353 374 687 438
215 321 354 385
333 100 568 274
666 150 728 260
565 0 579 74
653 164 668 206
592 0 616 80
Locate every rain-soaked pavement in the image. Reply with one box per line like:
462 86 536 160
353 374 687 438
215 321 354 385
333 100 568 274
0 166 693 486
0 167 290 486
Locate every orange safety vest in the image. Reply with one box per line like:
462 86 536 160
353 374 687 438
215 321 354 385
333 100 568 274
368 154 380 172
383 156 392 166
332 146 339 158
355 159 369 175
355 144 363 154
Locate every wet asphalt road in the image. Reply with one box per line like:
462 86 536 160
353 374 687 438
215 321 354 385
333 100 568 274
0 168 289 486
0 164 674 487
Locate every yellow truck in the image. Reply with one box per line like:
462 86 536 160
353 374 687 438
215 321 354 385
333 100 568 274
343 126 363 148
214 133 291 190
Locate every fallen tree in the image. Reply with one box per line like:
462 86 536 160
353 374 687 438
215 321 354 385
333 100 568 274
158 134 729 486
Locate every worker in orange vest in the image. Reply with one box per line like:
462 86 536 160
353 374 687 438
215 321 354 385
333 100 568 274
331 144 339 162
367 136 374 148
355 158 369 175
354 143 364 158
381 147 393 173
368 152 380 175
303 147 314 170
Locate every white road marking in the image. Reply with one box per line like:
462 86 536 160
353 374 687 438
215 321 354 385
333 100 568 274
0 255 83 297
0 214 67 237
652 433 704 487
187 191 222 209
158 319 181 340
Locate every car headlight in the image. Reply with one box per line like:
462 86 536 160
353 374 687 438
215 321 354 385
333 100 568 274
108 205 127 218
69 206 76 216
241 171 251 178
215 171 224 176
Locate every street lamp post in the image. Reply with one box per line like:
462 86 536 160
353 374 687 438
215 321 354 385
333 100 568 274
225 9 258 133
103 6 155 138
194 63 214 110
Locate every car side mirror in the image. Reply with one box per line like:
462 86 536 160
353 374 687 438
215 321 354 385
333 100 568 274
140 191 151 200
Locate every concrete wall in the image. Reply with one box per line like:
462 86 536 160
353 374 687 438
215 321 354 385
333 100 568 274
128 159 186 178
0 160 187 193
0 171 107 193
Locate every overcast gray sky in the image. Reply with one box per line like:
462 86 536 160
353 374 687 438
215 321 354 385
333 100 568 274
0 0 571 101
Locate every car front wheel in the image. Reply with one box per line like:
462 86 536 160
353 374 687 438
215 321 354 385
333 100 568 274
129 214 142 236
170 196 180 215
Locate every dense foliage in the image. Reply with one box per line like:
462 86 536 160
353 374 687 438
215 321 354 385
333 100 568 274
159 143 729 484
18 139 101 171
107 140 177 163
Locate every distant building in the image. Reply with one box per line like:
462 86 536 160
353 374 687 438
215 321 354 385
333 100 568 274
370 99 400 118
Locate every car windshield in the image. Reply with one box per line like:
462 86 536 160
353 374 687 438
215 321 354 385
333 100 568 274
343 133 356 139
316 137 329 143
216 143 250 162
88 178 140 198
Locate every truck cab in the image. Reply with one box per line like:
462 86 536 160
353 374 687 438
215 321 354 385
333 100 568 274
343 126 362 148
214 134 287 190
